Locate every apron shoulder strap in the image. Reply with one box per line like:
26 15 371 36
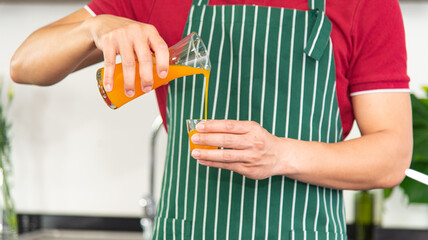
304 10 332 60
308 0 326 11
192 0 208 6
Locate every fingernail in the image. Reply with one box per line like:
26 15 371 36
159 71 167 79
191 134 199 143
104 84 112 92
143 86 152 93
126 90 135 97
196 123 205 131
192 150 200 158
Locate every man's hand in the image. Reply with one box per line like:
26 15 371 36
190 120 283 180
87 15 169 96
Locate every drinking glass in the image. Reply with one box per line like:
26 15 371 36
186 119 218 151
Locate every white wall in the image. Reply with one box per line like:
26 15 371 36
0 0 427 227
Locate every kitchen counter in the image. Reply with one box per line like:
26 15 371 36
17 213 428 240
18 230 142 240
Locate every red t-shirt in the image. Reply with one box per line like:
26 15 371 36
86 0 410 138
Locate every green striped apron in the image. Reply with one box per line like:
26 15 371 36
153 0 347 239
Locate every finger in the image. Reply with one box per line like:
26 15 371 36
191 133 251 149
197 159 254 179
149 33 169 79
198 159 241 172
191 148 251 163
196 120 256 134
198 160 268 180
135 41 154 93
119 41 137 97
102 47 117 92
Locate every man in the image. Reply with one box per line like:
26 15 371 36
11 0 412 239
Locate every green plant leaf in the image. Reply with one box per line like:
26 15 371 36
383 188 394 199
410 95 428 164
423 86 428 98
412 94 428 121
400 162 428 204
412 132 428 163
0 82 17 233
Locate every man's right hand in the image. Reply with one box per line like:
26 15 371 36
87 14 169 97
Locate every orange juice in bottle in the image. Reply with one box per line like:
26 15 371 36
96 32 211 112
96 63 210 112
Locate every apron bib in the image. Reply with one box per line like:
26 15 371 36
153 1 347 239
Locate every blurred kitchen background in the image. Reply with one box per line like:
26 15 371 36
0 0 427 239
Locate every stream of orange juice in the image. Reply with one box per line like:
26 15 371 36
97 62 213 151
97 63 210 119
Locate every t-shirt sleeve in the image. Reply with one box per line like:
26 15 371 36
347 0 410 96
86 0 153 22
86 0 121 16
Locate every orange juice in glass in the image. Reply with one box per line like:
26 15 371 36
187 119 218 151
96 32 211 112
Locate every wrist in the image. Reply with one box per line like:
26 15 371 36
81 17 98 51
273 137 301 177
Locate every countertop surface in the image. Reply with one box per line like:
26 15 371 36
18 230 143 240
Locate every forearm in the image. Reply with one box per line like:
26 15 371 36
11 9 170 95
280 127 412 190
10 9 97 86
